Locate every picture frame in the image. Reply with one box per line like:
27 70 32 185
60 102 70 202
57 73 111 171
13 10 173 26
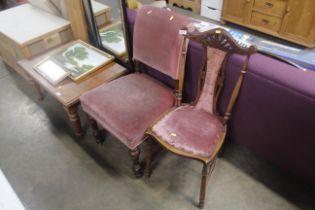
34 40 114 82
34 59 70 85
99 21 127 57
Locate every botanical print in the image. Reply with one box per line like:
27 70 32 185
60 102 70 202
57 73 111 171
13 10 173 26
52 42 112 80
99 22 126 56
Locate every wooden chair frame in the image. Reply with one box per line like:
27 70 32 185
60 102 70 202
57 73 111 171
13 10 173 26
145 28 257 208
88 34 189 178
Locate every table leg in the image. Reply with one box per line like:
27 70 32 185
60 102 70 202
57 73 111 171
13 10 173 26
29 79 44 100
63 105 83 137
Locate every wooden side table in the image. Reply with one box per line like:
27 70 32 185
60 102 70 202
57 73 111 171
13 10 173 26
18 42 128 136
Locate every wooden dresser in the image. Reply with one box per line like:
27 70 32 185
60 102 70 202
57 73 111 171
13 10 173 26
222 0 315 48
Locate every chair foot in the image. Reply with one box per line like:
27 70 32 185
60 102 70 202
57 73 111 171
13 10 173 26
88 116 104 144
198 159 216 209
129 147 143 178
145 138 153 177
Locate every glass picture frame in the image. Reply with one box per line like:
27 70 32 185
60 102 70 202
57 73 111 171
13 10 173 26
34 40 114 83
34 59 70 85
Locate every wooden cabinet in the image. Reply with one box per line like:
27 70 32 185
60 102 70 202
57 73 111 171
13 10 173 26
222 0 315 47
280 0 315 46
222 0 252 24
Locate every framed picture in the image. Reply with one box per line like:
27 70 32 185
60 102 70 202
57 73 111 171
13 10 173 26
99 21 127 57
34 59 70 85
34 40 114 82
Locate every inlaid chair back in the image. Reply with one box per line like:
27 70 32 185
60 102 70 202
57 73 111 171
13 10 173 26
186 28 257 122
133 6 190 80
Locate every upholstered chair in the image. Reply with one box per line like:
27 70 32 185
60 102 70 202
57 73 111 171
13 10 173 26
145 28 257 208
80 6 191 178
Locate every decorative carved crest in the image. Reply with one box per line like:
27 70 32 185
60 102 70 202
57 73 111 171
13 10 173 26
184 27 257 55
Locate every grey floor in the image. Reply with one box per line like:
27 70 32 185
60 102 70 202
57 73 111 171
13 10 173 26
1 1 315 210
1 60 315 210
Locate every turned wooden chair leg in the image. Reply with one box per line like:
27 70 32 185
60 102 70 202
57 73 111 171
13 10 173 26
88 116 104 144
145 138 153 177
129 147 143 178
198 163 209 209
198 159 217 209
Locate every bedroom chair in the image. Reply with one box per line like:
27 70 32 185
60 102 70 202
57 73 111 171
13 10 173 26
80 6 191 178
145 28 256 208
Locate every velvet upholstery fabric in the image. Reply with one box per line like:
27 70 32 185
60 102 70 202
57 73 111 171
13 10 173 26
80 74 175 149
127 9 315 185
152 105 225 157
80 7 190 150
133 6 190 79
152 47 227 158
196 48 226 114
218 54 315 185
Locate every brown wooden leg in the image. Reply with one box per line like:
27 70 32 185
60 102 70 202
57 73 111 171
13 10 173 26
198 159 217 209
198 163 209 209
88 116 103 144
129 147 143 178
145 138 153 177
29 79 43 100
64 105 83 137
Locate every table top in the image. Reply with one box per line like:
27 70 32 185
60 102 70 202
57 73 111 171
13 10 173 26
0 4 70 46
18 42 128 107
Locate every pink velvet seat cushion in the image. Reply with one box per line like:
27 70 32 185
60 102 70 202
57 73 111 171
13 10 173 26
80 73 175 149
152 105 225 157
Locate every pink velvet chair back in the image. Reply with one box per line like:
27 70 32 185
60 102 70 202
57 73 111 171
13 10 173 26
186 28 257 122
133 6 191 80
196 47 227 114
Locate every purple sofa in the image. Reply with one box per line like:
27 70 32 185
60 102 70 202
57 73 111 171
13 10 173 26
127 9 315 185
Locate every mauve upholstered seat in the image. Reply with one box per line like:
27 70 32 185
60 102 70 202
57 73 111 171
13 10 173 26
152 105 225 157
151 47 228 157
80 6 190 178
80 73 175 149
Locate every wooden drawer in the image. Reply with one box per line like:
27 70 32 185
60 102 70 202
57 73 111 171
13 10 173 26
251 12 282 32
201 0 223 10
253 0 287 17
201 5 222 21
24 28 72 59
169 0 201 13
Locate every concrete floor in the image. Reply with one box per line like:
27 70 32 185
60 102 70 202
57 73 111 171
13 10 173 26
0 59 315 210
1 1 315 210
